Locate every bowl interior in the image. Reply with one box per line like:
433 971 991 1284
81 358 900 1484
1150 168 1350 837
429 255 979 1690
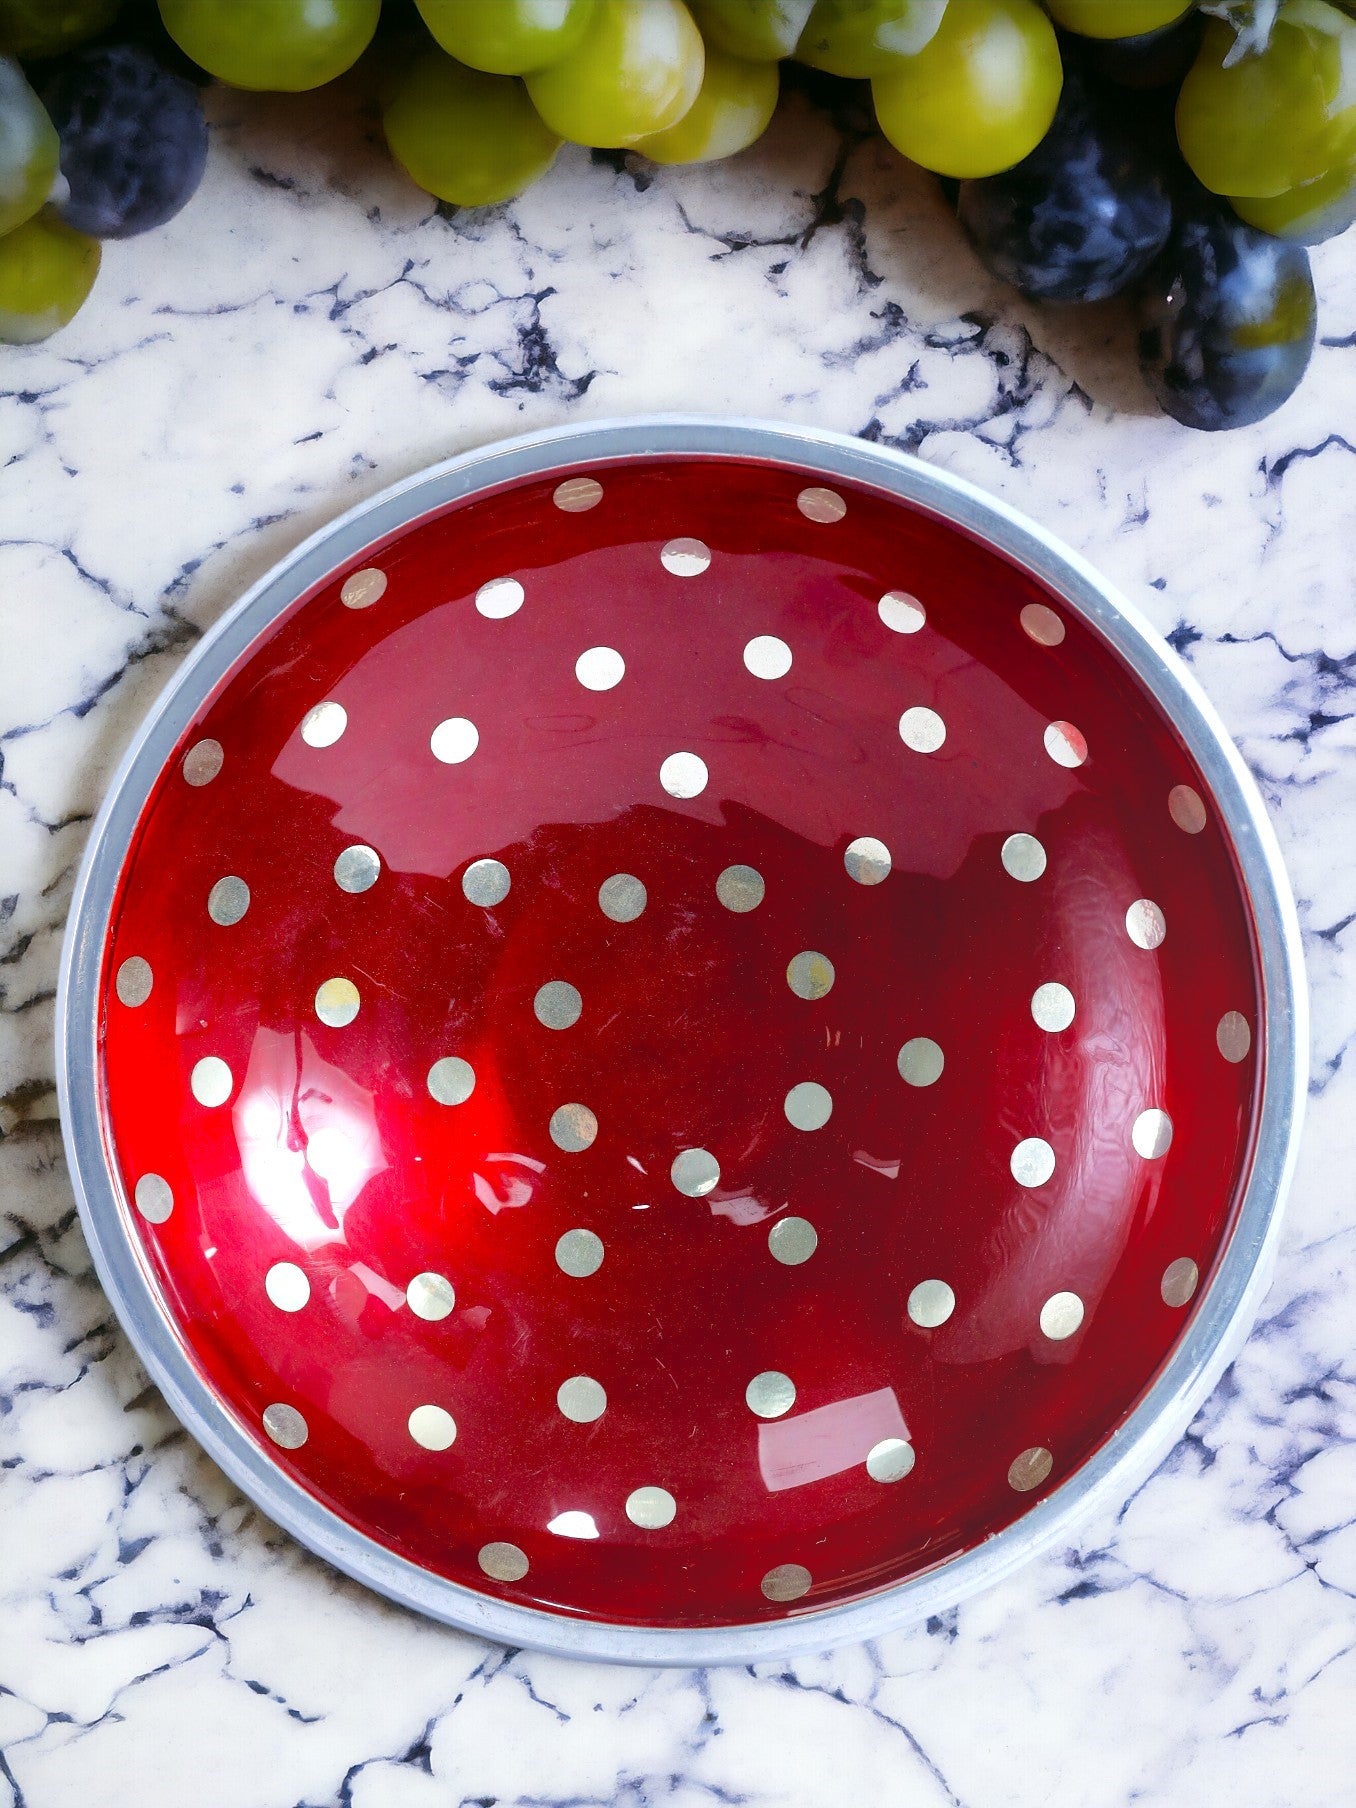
96 452 1262 1631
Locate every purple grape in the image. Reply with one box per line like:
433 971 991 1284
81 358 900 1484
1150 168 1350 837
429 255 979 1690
40 42 207 239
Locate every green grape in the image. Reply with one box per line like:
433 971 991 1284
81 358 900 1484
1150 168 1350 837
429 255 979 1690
1230 159 1356 241
412 0 596 75
1176 1 1356 198
1043 0 1191 37
0 208 100 344
0 0 121 58
0 57 59 240
798 0 949 78
157 0 380 92
633 45 778 161
384 52 560 205
525 0 705 147
689 0 814 59
871 0 1062 178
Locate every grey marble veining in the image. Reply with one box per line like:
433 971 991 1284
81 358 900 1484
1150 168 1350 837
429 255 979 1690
2 71 1354 1808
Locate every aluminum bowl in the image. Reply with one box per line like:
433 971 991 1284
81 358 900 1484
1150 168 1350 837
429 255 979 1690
58 418 1306 1664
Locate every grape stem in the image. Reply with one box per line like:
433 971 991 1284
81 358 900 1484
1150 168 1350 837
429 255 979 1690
1198 0 1281 62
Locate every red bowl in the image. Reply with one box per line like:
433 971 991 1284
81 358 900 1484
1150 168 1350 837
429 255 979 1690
59 420 1304 1663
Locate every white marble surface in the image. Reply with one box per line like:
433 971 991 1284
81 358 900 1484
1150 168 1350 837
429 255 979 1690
2 69 1355 1808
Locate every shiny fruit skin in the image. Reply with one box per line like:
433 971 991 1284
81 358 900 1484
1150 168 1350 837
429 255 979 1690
871 0 1062 178
1229 159 1356 241
1044 0 1192 38
634 43 778 161
412 0 596 75
1138 196 1317 429
0 206 100 343
957 69 1171 300
0 56 59 239
689 0 814 59
157 0 380 92
797 0 948 77
525 0 705 148
41 44 208 238
0 0 121 58
384 51 560 206
1176 1 1356 198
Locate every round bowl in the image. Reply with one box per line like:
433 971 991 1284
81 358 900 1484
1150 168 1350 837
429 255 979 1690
58 418 1306 1664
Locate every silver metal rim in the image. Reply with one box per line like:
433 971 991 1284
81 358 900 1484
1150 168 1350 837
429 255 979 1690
56 417 1307 1666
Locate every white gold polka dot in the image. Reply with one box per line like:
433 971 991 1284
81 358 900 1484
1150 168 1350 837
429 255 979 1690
844 837 890 885
265 1262 310 1313
207 876 249 926
427 1056 475 1105
430 716 479 764
1126 899 1166 949
463 858 510 906
553 476 602 513
315 977 359 1028
599 873 647 921
797 486 845 523
406 1272 455 1321
341 567 386 609
133 1173 173 1224
1039 1290 1084 1340
408 1404 457 1451
1008 1446 1053 1492
878 591 925 634
1020 602 1065 646
301 701 346 748
671 1147 720 1196
745 1371 796 1418
907 1279 954 1328
899 706 946 753
1217 1011 1251 1063
866 1437 915 1483
787 951 834 1000
625 1486 676 1529
660 537 710 577
191 1056 233 1107
115 956 153 1007
1031 983 1075 1032
558 1376 607 1423
182 738 223 786
660 751 708 798
1011 1137 1055 1187
784 1081 832 1131
535 980 582 1029
768 1216 817 1265
1044 721 1088 768
744 635 792 680
575 646 625 691
479 1540 529 1580
334 844 380 893
262 1403 308 1450
762 1562 812 1602
550 1103 598 1152
1161 1257 1199 1307
897 1037 943 1087
1169 784 1207 834
1132 1108 1173 1159
476 576 524 618
716 863 763 912
555 1228 603 1276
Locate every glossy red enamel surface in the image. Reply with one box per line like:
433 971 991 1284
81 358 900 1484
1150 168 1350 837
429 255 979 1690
99 456 1262 1628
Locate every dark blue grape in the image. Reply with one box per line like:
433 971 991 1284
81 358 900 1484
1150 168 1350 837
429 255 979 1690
1080 11 1202 89
1137 197 1316 430
40 43 206 239
956 72 1172 303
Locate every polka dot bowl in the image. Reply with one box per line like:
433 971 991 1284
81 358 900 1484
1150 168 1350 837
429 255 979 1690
58 419 1305 1664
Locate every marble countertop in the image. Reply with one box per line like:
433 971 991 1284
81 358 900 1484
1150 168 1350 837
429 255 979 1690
2 71 1354 1808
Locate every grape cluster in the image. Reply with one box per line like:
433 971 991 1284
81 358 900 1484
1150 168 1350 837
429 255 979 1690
0 0 1350 429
